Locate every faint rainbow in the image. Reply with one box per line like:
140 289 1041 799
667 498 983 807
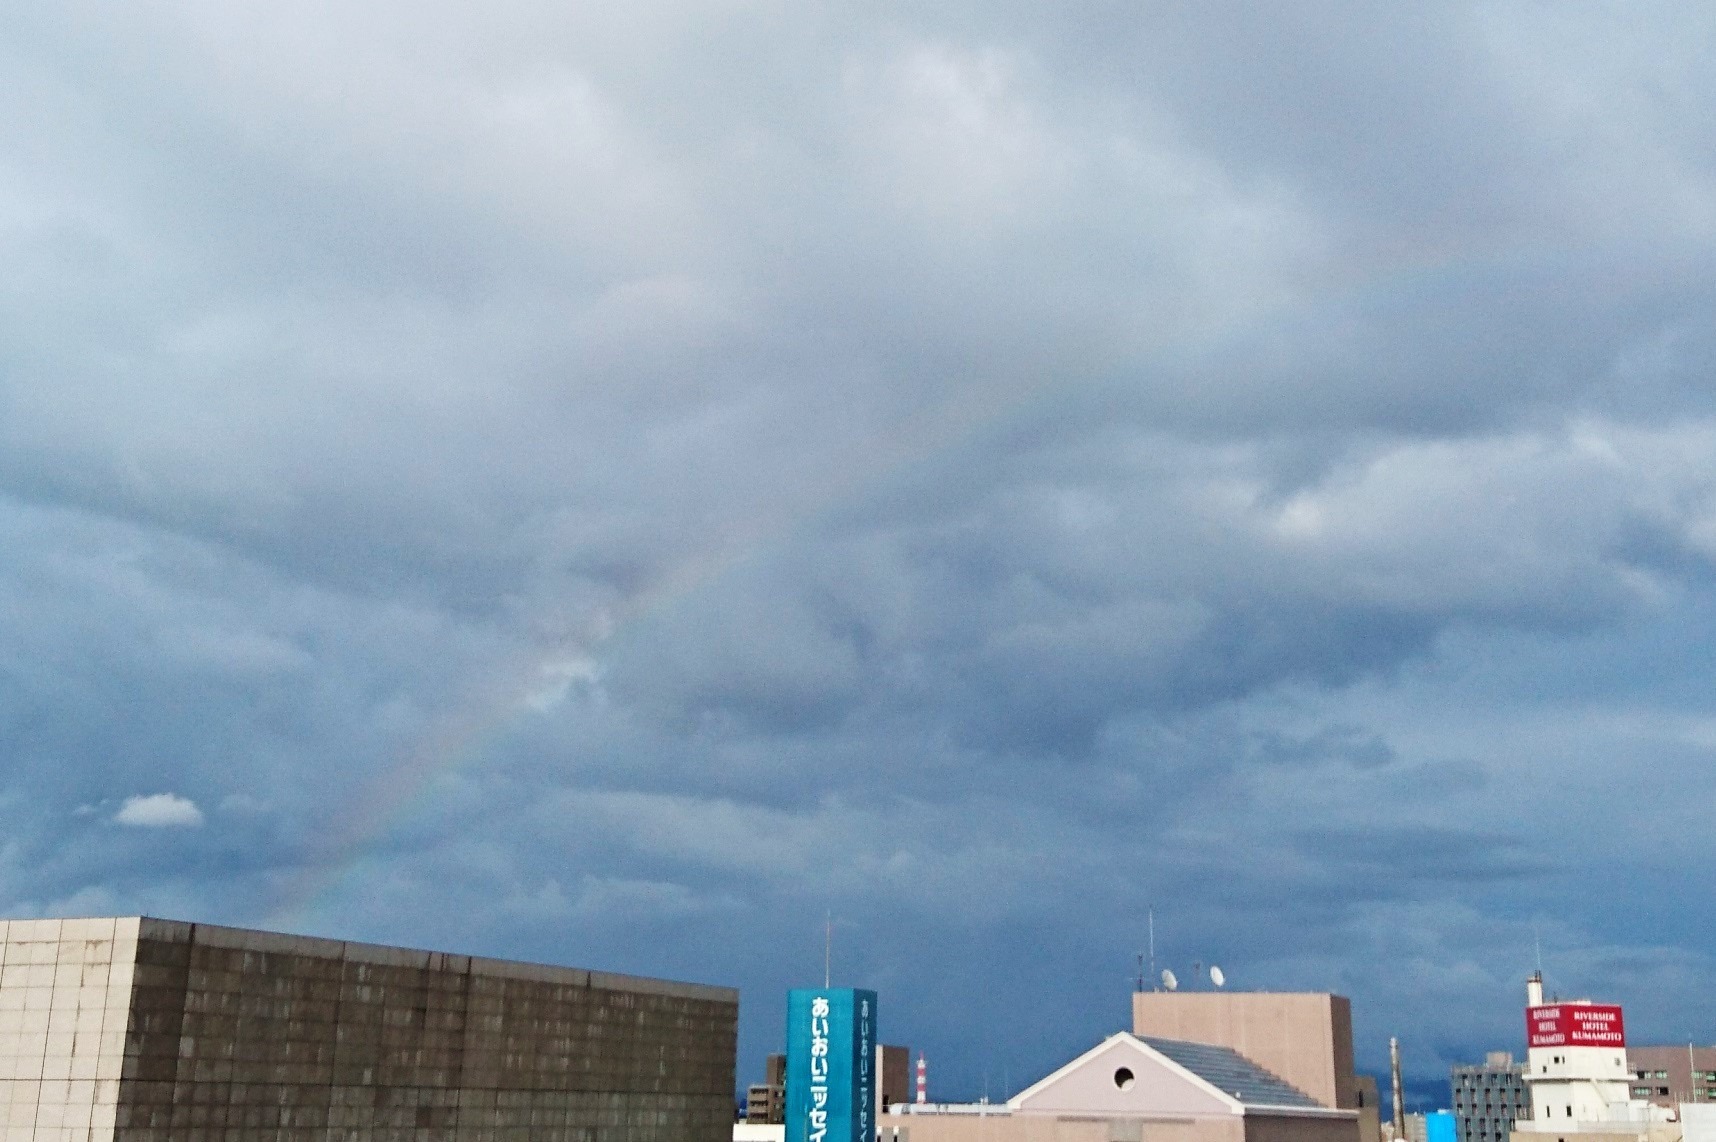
263 244 1545 927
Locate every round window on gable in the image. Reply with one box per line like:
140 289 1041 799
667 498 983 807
1114 1067 1135 1091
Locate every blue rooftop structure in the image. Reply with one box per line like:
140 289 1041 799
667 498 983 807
1138 1036 1325 1109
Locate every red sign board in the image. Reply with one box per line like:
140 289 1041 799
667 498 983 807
1527 1004 1625 1048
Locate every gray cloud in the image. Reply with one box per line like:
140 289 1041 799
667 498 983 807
3 0 1716 1102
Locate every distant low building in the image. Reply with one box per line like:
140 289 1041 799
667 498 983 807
1626 1047 1716 1111
1454 1052 1531 1142
879 1044 912 1112
746 1053 786 1124
745 1082 784 1125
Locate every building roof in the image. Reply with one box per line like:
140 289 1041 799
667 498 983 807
1004 1032 1346 1121
1137 1037 1325 1109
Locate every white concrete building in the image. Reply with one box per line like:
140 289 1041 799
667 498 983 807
1513 973 1666 1142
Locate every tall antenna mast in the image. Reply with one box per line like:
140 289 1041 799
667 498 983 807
824 910 832 988
1390 1037 1405 1140
1148 907 1156 991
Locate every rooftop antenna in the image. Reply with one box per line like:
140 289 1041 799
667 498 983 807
1135 952 1145 994
1210 965 1226 989
1193 961 1203 989
1161 969 1179 992
824 910 831 988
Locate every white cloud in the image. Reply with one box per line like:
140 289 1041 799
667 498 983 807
112 793 205 828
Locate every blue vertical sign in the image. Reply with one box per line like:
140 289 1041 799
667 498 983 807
786 988 877 1142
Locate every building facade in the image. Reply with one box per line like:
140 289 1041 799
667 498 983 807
1452 1053 1530 1142
877 1045 911 1113
0 916 738 1142
1515 973 1638 1136
745 1055 785 1126
1354 1075 1381 1142
1131 991 1360 1112
1625 1047 1716 1111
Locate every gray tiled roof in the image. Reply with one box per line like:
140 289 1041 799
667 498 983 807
1138 1037 1324 1109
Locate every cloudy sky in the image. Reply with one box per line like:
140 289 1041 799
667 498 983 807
5 0 1716 1105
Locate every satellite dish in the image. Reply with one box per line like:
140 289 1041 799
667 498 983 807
1161 970 1179 991
1210 966 1226 988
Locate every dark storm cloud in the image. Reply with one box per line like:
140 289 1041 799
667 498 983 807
4 0 1716 1100
1290 825 1553 886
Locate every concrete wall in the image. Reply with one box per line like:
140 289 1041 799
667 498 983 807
1131 994 1356 1110
1245 1114 1361 1142
878 1112 1246 1142
1 917 738 1142
0 917 138 1142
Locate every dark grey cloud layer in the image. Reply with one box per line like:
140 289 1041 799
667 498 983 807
4 0 1716 1102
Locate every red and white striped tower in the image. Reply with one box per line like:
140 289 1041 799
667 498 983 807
915 1054 927 1104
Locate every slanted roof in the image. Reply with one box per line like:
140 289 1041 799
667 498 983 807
1137 1037 1323 1109
1008 1033 1243 1118
1008 1032 1342 1121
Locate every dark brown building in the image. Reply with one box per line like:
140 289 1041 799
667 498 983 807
0 916 738 1142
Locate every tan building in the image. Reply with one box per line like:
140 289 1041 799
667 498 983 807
1132 992 1360 1112
745 1053 786 1124
0 916 737 1142
878 1032 1359 1142
1354 1075 1381 1142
